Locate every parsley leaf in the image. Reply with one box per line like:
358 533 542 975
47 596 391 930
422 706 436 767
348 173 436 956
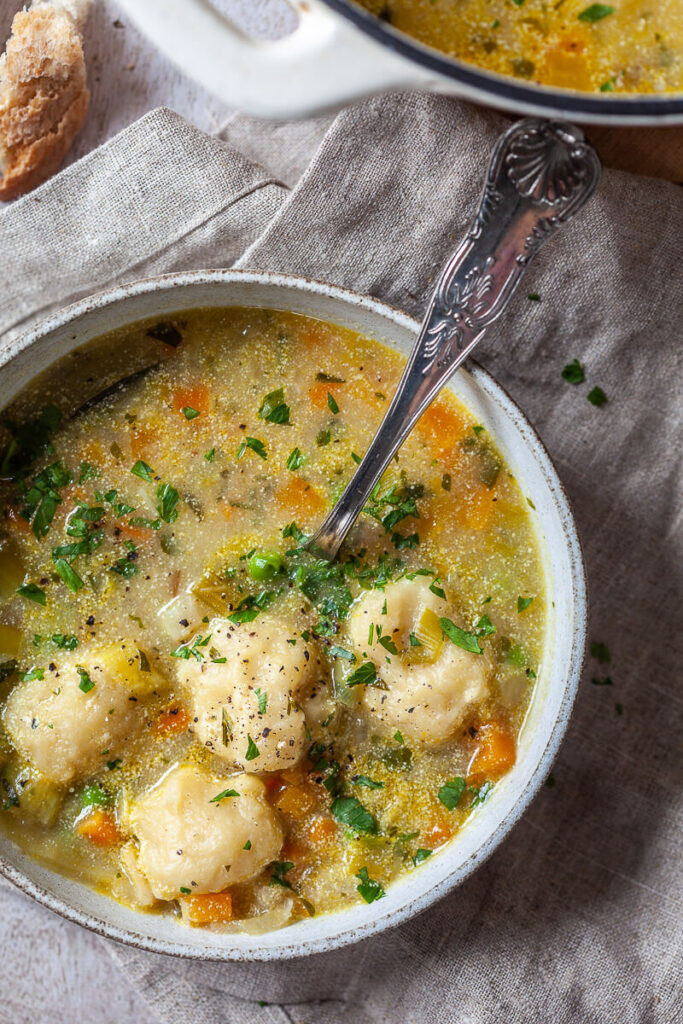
76 666 95 693
355 866 385 903
245 734 260 761
236 437 267 460
578 3 614 20
53 557 84 593
286 447 305 470
517 596 534 612
561 359 585 385
131 460 154 482
331 796 377 834
438 776 466 810
413 848 432 866
327 393 339 414
258 388 290 425
209 788 240 803
346 661 379 688
352 775 384 790
156 483 180 523
182 407 199 420
590 641 610 663
255 687 268 714
587 386 608 406
17 582 46 605
440 617 483 654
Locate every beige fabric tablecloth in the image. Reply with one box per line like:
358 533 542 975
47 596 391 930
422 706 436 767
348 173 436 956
1 95 682 1024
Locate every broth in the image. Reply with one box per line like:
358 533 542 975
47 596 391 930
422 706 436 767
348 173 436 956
0 308 544 931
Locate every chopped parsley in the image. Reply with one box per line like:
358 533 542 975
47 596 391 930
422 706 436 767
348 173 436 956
286 447 305 470
258 388 290 425
561 359 585 385
590 641 611 663
76 666 95 693
316 427 331 447
578 3 614 20
156 483 180 523
53 557 84 593
440 617 483 654
438 776 466 810
131 460 154 482
327 393 339 415
236 437 267 460
245 735 260 761
182 407 199 420
352 775 384 790
255 687 268 714
331 796 377 834
17 583 46 605
243 839 252 850
413 848 432 866
269 860 294 889
587 386 608 406
170 634 211 661
346 661 379 688
204 448 215 462
209 788 240 803
355 866 385 903
517 596 534 612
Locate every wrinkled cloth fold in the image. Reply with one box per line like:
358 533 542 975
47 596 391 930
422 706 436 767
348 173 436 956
1 96 681 1024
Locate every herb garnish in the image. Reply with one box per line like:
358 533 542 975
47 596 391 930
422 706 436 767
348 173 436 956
17 583 47 605
327 393 339 415
352 775 384 790
258 388 291 425
131 460 154 482
156 483 180 523
438 776 466 810
286 447 305 471
561 359 585 384
346 661 379 688
209 788 240 803
182 407 200 420
236 437 267 460
587 386 607 406
590 642 610 663
331 796 377 834
440 617 483 654
578 3 614 20
245 735 260 761
517 596 534 612
170 634 211 661
355 866 385 903
76 666 95 693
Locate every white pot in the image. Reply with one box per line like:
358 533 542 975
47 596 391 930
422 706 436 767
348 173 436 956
0 270 586 960
117 0 683 125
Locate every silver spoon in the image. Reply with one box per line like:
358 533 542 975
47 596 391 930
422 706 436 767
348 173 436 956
309 118 601 561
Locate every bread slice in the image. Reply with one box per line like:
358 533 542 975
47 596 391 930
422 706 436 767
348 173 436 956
0 0 90 200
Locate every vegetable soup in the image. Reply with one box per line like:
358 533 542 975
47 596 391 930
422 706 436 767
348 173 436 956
0 308 544 932
356 0 683 94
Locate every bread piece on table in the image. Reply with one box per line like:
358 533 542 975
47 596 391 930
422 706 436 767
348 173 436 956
0 0 91 200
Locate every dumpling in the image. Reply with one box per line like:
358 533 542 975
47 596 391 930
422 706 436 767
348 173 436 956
129 764 282 900
347 579 491 744
177 616 325 771
2 641 162 785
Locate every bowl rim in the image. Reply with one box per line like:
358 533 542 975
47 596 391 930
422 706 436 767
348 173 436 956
322 0 683 123
0 268 587 960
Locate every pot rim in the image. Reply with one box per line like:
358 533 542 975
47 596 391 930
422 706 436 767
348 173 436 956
322 0 683 123
0 268 587 960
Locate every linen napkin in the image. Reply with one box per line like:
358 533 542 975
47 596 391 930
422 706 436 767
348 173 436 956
1 95 681 1024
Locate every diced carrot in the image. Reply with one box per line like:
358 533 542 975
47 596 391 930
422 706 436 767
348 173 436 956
77 808 121 847
154 706 191 735
307 816 337 845
275 477 325 522
81 440 105 465
309 380 345 410
129 426 158 460
423 822 453 847
275 783 317 820
182 891 233 925
172 384 210 418
279 763 309 785
467 722 516 786
117 521 151 544
542 41 592 91
463 486 498 531
416 401 469 458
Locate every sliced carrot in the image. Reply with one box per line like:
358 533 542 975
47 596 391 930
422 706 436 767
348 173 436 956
275 477 326 522
307 816 337 845
172 384 210 418
77 808 121 847
467 722 516 787
154 707 191 735
182 891 233 925
275 783 317 820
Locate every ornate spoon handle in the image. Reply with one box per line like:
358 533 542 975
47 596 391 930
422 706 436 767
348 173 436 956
309 119 601 561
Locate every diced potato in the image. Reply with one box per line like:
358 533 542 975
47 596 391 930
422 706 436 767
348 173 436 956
156 590 209 644
119 841 157 908
10 762 64 826
85 641 165 697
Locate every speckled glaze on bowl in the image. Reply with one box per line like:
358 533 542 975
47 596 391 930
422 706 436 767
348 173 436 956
0 270 586 961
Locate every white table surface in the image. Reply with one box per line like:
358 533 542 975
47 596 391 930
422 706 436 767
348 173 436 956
0 2 288 1021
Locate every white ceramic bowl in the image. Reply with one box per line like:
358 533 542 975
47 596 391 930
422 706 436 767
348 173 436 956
0 270 586 960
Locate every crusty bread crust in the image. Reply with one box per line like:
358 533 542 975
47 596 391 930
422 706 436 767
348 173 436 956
0 4 89 200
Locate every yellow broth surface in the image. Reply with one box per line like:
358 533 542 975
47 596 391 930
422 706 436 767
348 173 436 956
357 0 683 94
0 308 544 932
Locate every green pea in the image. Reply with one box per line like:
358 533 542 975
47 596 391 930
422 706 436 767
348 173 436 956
248 551 285 582
81 784 108 808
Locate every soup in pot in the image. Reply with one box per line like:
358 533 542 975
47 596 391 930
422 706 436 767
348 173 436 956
357 0 683 94
0 307 544 932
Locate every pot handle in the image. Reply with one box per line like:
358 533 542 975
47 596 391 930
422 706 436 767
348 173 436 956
116 0 415 119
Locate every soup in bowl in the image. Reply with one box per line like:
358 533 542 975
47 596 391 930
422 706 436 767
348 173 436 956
0 271 585 959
